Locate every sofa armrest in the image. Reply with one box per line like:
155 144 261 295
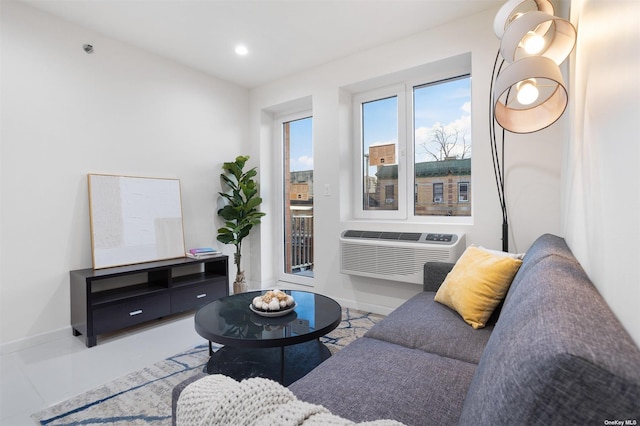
423 262 454 292
172 372 207 426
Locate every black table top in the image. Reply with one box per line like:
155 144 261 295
194 290 342 349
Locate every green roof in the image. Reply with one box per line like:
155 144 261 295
376 158 471 179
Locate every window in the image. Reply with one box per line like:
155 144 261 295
360 93 402 213
354 85 406 219
384 184 395 205
353 71 471 220
433 183 444 203
414 76 471 217
281 114 314 284
459 182 469 202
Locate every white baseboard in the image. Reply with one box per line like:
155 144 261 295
261 281 394 316
330 297 395 316
0 326 71 355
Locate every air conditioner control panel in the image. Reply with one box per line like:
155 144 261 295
425 233 455 243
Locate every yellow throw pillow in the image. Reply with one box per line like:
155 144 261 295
434 246 523 329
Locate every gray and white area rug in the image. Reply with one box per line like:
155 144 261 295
32 308 384 425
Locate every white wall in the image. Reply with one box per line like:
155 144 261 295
0 2 249 348
249 7 565 314
8 1 624 350
563 0 640 347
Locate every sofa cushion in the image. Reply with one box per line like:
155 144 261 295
172 372 206 426
434 245 522 329
459 235 640 424
364 292 493 365
289 336 477 425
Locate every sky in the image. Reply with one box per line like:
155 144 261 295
288 116 313 172
286 76 471 173
413 76 472 163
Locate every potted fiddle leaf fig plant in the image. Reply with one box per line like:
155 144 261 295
217 155 265 294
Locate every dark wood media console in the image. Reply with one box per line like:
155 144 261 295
70 255 229 347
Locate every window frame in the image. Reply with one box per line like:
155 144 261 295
458 182 470 203
433 182 444 203
352 72 473 224
353 84 407 220
276 110 314 287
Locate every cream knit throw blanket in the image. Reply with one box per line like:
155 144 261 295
177 374 404 426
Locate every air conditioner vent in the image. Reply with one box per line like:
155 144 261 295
342 231 424 242
399 233 421 241
362 231 382 239
340 230 465 285
343 230 363 238
379 232 402 240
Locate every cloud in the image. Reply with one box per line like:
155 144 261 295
414 110 472 162
292 155 313 171
414 126 433 146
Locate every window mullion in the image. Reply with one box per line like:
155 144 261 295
396 85 408 220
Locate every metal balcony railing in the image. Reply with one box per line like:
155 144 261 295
290 215 313 273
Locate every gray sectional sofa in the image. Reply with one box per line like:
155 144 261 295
174 234 640 424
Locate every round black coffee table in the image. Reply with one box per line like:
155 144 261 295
194 290 342 385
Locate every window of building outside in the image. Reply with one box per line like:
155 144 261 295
355 74 471 219
385 185 395 204
282 115 314 282
433 183 444 203
459 182 469 202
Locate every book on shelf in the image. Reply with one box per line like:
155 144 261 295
186 252 220 259
186 247 220 259
188 247 217 254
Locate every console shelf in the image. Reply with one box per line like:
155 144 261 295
70 255 229 347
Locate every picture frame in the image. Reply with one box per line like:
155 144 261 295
87 174 186 269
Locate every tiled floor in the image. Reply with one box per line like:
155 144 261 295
0 313 205 425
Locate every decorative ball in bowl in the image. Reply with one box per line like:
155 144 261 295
250 290 295 317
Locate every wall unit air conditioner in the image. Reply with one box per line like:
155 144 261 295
433 197 443 203
340 230 465 285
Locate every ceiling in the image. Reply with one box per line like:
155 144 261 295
21 0 503 88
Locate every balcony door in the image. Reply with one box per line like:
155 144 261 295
281 114 314 285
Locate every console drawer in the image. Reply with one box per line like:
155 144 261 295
172 281 227 313
93 293 171 335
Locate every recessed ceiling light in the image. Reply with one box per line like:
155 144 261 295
235 44 248 56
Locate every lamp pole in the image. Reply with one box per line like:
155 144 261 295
490 50 509 253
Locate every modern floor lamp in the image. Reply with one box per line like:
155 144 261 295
490 0 576 252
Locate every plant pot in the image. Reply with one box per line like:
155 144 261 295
233 271 247 294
